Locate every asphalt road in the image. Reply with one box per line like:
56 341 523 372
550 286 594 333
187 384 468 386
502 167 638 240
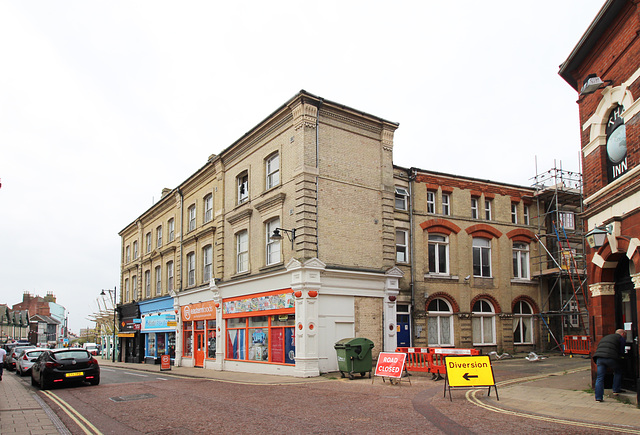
12 361 621 435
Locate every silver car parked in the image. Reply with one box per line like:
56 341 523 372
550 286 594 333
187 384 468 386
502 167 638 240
6 345 35 371
16 348 47 376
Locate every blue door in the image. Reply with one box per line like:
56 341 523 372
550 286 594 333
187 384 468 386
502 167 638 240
397 314 410 347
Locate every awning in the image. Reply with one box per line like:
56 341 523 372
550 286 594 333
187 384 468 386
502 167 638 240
118 333 135 337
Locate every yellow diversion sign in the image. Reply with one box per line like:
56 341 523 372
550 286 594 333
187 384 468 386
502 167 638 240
443 355 498 401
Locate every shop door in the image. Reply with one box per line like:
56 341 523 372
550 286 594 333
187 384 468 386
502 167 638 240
614 257 638 391
397 314 410 347
194 331 205 367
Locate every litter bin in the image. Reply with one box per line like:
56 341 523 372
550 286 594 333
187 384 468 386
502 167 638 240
334 337 374 379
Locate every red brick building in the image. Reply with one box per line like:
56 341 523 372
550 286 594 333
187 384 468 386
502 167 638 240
12 292 54 317
559 0 640 399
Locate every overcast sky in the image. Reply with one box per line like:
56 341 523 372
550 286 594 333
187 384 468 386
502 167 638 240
0 1 605 334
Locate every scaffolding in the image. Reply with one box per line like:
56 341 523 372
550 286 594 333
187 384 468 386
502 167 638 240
531 163 588 352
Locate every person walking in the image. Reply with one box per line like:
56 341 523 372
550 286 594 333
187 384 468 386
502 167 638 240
593 329 627 402
0 346 6 381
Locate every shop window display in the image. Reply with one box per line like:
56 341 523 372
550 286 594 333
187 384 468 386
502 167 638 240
183 321 193 356
207 320 216 359
226 314 295 364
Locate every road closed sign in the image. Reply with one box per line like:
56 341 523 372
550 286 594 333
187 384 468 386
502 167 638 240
444 355 495 387
374 352 406 378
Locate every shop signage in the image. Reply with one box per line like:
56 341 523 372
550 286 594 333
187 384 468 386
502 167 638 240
133 318 142 324
444 355 495 387
160 354 171 371
374 352 406 378
182 301 217 321
142 313 177 331
606 104 628 183
224 292 294 315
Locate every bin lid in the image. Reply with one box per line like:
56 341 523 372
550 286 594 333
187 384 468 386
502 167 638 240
333 337 374 348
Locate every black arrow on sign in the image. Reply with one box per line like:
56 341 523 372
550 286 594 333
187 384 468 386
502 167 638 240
463 373 478 381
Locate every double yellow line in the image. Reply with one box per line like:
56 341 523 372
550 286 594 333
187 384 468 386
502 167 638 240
41 390 103 435
465 368 640 435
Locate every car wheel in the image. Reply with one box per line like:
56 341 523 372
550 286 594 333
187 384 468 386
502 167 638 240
40 374 51 390
18 367 24 376
31 374 38 386
89 376 100 386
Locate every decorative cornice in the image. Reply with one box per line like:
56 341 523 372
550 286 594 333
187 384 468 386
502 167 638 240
226 207 253 226
254 192 286 214
589 282 615 297
292 101 318 131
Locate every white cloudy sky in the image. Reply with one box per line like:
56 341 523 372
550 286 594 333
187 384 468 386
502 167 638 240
0 1 605 334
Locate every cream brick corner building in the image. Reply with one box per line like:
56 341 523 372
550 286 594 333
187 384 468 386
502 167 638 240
119 90 401 376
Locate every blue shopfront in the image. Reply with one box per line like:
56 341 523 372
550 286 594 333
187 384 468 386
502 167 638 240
139 296 177 365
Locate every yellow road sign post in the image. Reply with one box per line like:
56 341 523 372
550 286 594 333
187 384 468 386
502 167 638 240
443 355 498 401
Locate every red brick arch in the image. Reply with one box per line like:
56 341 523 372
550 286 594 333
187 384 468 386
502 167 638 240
589 236 640 282
419 219 461 235
465 223 502 240
470 294 502 314
425 292 460 312
506 229 536 244
512 295 540 314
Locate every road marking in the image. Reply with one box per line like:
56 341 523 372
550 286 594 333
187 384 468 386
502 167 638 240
123 372 149 377
156 377 168 380
466 388 640 434
41 390 102 435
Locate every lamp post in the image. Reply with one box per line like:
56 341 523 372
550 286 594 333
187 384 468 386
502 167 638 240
270 227 297 250
585 225 612 249
100 287 117 362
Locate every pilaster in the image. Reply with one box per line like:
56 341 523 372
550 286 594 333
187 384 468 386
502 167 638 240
383 267 403 351
287 257 325 377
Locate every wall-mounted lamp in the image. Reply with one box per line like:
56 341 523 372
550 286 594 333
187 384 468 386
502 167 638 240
585 224 612 249
270 227 296 250
580 74 613 96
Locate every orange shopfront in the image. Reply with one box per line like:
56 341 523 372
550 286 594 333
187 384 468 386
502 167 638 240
224 289 296 365
181 301 217 368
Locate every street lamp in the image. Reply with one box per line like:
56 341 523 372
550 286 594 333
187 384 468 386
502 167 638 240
585 224 612 249
100 287 117 362
270 227 297 250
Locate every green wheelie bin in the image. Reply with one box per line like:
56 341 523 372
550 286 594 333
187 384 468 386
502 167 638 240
334 337 374 379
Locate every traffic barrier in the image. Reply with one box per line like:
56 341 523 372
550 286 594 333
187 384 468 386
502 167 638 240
428 348 480 376
395 347 431 373
394 347 481 378
563 335 591 355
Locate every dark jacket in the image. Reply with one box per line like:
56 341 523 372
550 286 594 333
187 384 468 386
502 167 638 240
593 333 625 362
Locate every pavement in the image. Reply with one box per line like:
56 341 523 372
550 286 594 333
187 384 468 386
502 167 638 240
1 353 638 434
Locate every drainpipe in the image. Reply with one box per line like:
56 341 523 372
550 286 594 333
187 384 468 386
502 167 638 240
314 98 323 258
408 167 417 346
177 187 184 292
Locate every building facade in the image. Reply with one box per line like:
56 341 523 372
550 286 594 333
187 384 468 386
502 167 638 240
559 0 640 398
393 167 543 354
119 91 401 376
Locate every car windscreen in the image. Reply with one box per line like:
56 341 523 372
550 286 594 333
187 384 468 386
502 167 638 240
53 350 90 360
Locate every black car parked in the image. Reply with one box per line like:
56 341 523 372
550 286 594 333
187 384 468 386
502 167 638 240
31 348 100 389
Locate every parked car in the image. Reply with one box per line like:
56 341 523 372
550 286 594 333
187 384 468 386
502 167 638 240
83 343 99 356
15 348 47 376
6 345 36 371
31 348 100 389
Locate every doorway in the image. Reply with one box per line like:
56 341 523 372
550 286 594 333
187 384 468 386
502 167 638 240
194 331 205 367
614 256 638 391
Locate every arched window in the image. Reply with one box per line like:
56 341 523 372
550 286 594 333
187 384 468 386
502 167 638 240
427 298 453 346
513 301 534 344
265 218 280 265
472 299 495 345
